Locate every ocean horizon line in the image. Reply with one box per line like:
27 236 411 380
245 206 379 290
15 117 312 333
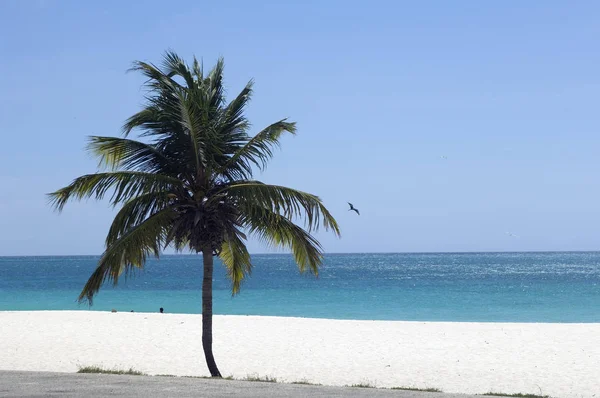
2 249 600 258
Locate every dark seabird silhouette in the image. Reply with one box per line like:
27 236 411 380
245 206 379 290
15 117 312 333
348 202 360 215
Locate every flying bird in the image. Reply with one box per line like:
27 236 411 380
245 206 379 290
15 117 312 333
505 232 519 238
348 202 360 215
440 155 448 160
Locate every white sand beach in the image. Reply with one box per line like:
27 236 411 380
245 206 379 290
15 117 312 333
1 311 598 397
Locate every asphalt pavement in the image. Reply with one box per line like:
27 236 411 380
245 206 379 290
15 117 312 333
0 371 483 398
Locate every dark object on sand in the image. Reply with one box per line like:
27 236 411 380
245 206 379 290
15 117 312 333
111 309 117 313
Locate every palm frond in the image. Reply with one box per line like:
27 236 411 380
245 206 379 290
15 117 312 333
241 206 323 275
175 88 206 172
216 83 253 147
122 106 165 137
222 82 253 130
219 229 251 294
192 57 203 82
105 191 173 246
124 59 186 138
161 50 195 88
48 171 182 211
207 83 254 179
128 60 182 91
221 119 295 179
87 136 173 173
206 57 226 109
79 207 175 304
224 182 340 235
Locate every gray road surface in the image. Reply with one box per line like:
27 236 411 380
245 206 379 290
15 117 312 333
0 371 482 398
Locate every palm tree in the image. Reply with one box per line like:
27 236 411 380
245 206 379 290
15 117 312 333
49 51 340 377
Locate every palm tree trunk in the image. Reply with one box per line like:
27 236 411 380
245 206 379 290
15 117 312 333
201 248 222 377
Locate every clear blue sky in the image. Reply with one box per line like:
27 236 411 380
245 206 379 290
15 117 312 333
1 1 599 255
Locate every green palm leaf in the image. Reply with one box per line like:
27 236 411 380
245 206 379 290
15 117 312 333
48 171 182 211
160 50 196 88
174 87 206 172
219 229 252 294
79 207 175 304
223 182 340 234
221 120 296 179
241 205 323 275
105 191 174 246
87 136 173 173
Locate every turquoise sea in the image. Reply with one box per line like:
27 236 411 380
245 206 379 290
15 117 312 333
1 252 599 322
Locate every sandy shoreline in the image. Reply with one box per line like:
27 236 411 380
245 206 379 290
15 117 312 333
1 311 598 397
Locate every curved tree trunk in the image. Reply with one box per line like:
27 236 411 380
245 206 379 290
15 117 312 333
201 248 222 377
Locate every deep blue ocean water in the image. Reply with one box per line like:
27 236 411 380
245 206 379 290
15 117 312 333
1 252 599 322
